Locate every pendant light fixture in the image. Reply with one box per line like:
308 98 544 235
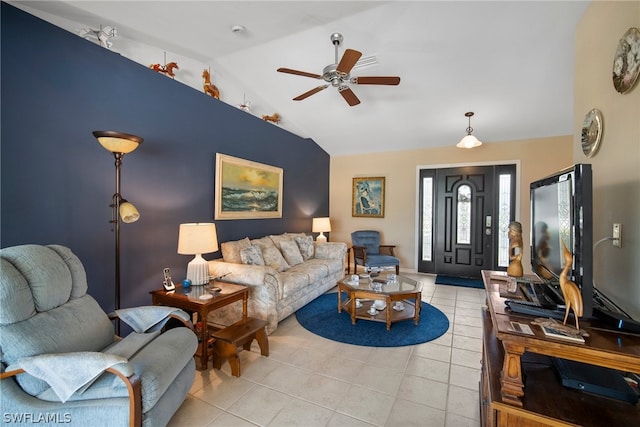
457 111 482 149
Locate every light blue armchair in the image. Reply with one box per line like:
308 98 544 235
0 244 198 427
350 230 400 274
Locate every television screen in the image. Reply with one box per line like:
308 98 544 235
530 164 593 317
531 177 572 280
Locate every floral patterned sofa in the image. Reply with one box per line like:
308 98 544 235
207 233 347 334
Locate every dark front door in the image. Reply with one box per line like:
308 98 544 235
435 165 493 277
418 164 516 278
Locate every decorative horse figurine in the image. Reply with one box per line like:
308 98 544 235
262 113 281 123
202 69 220 99
559 239 583 330
149 62 179 78
79 26 117 49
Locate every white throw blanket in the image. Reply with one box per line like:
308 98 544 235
17 352 127 403
115 306 182 333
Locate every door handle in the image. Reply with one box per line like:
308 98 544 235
485 215 492 235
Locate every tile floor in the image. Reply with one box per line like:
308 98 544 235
168 273 486 427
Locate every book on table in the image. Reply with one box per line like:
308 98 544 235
541 325 585 343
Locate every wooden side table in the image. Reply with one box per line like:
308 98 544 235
150 281 248 370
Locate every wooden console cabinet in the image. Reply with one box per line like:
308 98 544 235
480 270 639 426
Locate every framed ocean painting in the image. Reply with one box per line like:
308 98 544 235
215 153 283 219
352 176 385 218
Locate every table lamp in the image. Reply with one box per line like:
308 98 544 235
312 217 331 243
177 223 219 285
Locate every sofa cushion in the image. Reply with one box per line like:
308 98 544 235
240 245 265 266
268 234 291 250
251 236 276 250
221 237 251 263
279 240 303 266
261 246 289 272
294 235 314 261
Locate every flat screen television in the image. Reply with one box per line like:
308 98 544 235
530 163 593 317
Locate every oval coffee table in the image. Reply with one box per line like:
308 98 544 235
337 274 422 330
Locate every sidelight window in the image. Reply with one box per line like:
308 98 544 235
421 177 433 261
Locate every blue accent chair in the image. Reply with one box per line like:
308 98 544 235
0 244 198 427
350 230 400 274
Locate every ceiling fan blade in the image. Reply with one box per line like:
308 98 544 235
293 85 329 101
338 86 361 106
351 76 401 85
336 49 362 75
277 68 322 79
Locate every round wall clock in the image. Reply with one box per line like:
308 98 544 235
581 108 603 158
612 27 640 94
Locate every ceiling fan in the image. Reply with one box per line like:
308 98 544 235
277 33 400 106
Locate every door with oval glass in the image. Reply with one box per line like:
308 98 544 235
418 164 516 278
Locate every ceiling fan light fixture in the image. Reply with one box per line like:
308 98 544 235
456 112 483 149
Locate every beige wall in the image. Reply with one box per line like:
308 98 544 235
574 1 640 319
330 0 640 320
330 135 572 275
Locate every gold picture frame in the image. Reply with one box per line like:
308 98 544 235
215 153 283 220
352 177 385 218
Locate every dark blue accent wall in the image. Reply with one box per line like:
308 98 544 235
1 3 329 311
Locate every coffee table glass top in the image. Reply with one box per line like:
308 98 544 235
340 274 422 294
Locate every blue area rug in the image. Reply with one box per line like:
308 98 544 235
295 293 449 347
435 275 484 289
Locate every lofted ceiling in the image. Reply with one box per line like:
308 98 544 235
10 1 590 156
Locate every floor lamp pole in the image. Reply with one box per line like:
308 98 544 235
112 152 123 336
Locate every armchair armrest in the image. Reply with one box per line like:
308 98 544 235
352 245 368 260
111 307 191 333
1 362 142 427
379 245 396 256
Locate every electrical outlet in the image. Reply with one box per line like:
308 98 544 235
612 223 622 247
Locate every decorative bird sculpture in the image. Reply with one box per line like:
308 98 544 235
559 240 583 330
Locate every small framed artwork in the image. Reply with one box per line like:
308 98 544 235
215 153 283 220
352 177 385 218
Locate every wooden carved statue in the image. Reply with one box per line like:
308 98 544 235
202 69 220 99
560 239 583 330
507 221 524 277
149 61 179 78
262 113 281 123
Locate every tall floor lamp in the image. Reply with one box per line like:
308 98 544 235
93 131 143 335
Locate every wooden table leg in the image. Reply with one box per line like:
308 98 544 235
386 297 391 330
500 341 525 407
199 308 209 369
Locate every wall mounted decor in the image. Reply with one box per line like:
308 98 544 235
581 108 603 158
352 176 385 218
612 27 640 94
215 153 283 220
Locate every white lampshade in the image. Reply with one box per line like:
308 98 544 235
312 217 331 243
177 223 219 285
456 134 482 149
119 200 140 223
92 130 143 154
